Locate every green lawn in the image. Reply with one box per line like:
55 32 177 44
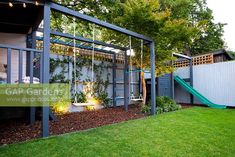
1 107 235 157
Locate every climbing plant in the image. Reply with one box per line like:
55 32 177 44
92 61 112 107
49 56 70 83
50 54 112 106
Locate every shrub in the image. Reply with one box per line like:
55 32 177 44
141 96 181 114
156 96 181 114
95 91 111 108
141 104 151 113
75 92 87 103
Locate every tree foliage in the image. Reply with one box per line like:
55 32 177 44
52 0 225 75
160 0 225 55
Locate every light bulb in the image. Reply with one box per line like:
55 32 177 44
23 3 26 8
35 1 39 6
9 2 13 7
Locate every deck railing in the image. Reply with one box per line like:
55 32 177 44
0 44 42 84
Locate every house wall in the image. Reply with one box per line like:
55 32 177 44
0 32 27 83
0 32 28 119
213 54 227 63
174 61 235 107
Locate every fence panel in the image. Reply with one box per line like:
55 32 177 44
174 61 235 106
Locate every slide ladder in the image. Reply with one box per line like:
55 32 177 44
174 75 226 109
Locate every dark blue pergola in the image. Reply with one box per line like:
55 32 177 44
0 0 156 137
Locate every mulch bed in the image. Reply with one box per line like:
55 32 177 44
180 103 206 109
0 105 145 145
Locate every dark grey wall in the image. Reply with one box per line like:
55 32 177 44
158 74 172 98
146 73 172 103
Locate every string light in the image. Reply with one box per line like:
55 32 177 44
7 1 39 8
9 2 13 7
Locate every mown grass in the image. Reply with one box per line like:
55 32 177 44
0 107 235 157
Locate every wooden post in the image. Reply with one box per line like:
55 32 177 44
41 2 51 137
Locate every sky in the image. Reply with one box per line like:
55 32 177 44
206 0 235 51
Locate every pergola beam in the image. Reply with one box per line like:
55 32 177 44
50 2 153 43
37 37 115 55
51 30 127 51
172 52 192 60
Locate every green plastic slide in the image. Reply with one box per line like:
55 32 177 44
174 75 226 109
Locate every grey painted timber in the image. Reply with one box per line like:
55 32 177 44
150 42 156 115
49 3 153 42
112 53 117 107
41 2 50 137
174 61 235 107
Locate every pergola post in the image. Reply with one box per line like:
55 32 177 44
112 53 117 107
124 50 129 111
171 73 175 99
29 30 36 126
139 71 142 97
150 42 156 115
171 53 175 100
190 58 194 105
41 2 51 137
172 52 193 105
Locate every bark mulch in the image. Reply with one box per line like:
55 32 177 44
180 103 206 109
0 105 145 145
